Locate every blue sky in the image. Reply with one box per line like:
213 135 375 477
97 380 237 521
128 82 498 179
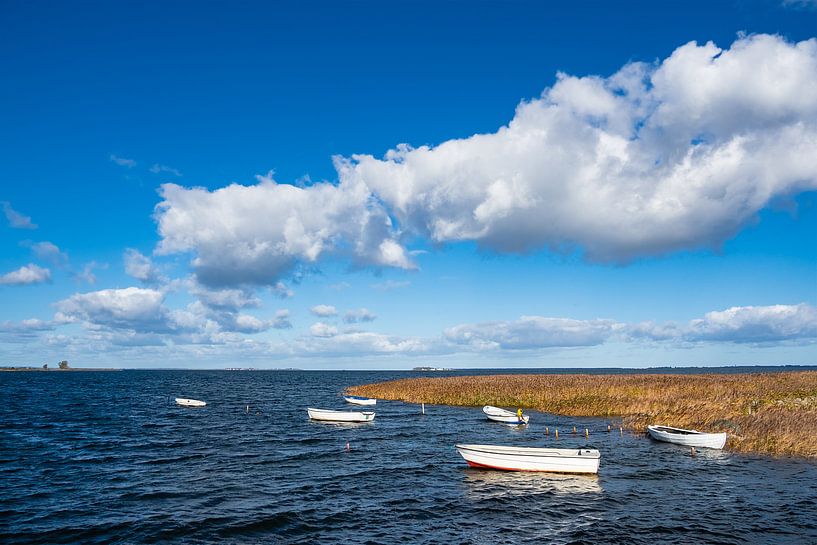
1 0 816 368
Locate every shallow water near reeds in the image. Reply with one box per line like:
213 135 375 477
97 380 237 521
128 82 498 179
2 369 816 544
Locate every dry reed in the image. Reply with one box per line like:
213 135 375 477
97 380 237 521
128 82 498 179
348 371 817 457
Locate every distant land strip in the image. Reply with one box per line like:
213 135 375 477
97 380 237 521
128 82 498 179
348 371 817 458
0 367 120 372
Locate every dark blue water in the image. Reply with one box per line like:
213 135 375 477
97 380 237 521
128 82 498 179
2 369 816 544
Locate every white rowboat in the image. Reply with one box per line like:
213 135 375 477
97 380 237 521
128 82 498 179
483 405 530 425
175 398 206 407
344 395 376 406
647 425 727 449
307 407 375 422
455 444 600 474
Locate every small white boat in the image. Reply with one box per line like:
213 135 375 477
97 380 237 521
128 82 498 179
456 444 600 474
647 425 727 449
307 407 375 422
483 405 530 425
344 395 376 406
175 398 206 407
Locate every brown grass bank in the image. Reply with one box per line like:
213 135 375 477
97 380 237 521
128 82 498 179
348 371 817 458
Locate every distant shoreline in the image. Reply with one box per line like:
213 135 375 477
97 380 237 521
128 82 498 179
0 368 121 372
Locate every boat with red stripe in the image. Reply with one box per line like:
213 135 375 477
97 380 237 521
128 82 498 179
455 444 600 474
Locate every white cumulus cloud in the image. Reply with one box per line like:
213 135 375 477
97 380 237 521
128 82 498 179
343 308 377 323
124 249 165 285
154 173 414 287
150 35 817 287
55 287 175 332
445 316 622 350
310 322 338 337
0 264 51 285
310 304 338 317
685 303 817 343
339 34 817 262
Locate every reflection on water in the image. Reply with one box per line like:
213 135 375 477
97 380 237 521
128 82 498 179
462 468 602 499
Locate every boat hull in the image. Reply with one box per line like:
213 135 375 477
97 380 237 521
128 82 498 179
456 444 600 474
307 407 375 422
483 406 530 425
647 425 726 449
344 396 376 406
175 398 206 407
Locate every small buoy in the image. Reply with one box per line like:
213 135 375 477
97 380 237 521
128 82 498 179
690 447 696 456
585 428 589 438
607 425 611 432
421 403 425 415
345 441 351 452
619 426 623 435
246 405 249 414
545 426 549 435
555 428 559 439
572 426 577 434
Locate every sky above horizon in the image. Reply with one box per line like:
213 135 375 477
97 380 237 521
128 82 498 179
1 0 816 369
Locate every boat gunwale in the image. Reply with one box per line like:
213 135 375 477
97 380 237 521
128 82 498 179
647 425 724 436
307 407 375 416
456 444 600 459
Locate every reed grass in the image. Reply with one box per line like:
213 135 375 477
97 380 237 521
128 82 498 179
348 371 817 457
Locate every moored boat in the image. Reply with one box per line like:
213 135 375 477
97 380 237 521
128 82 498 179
344 395 376 406
483 405 530 425
455 444 600 474
307 407 375 422
647 425 727 449
175 397 206 407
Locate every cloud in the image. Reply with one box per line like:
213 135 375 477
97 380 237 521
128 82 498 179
154 173 415 287
271 309 293 329
445 316 621 350
150 164 183 177
295 330 438 356
110 154 137 168
343 308 377 323
0 264 51 285
74 261 105 285
447 303 817 351
20 240 68 266
190 283 260 311
55 287 177 333
124 249 165 285
310 304 338 317
0 318 56 343
148 35 816 289
339 34 817 262
685 303 817 343
310 322 338 337
2 201 37 229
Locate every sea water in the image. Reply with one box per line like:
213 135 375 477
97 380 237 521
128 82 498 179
1 369 816 544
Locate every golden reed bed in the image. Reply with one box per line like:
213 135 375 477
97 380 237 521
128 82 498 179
348 371 817 458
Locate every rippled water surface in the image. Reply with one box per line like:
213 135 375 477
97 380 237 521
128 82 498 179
2 370 817 544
